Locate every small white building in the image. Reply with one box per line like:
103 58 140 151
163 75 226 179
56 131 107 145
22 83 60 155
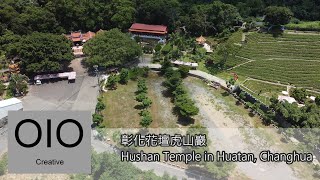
0 98 23 126
309 96 316 102
278 95 297 104
171 60 198 69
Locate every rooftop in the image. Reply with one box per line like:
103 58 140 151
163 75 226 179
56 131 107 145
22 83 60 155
0 98 22 108
66 31 96 43
278 95 296 104
129 23 168 35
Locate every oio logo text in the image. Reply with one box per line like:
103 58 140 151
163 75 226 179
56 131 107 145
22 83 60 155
8 111 91 174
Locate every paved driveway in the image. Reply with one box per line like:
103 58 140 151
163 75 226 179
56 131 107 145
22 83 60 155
22 58 99 112
0 58 99 155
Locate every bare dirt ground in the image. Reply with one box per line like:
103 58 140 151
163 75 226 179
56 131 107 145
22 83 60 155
184 77 308 180
147 73 178 128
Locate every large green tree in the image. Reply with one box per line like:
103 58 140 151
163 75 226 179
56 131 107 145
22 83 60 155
264 6 293 25
109 0 136 30
84 29 142 68
136 0 180 30
7 32 73 75
11 6 61 34
184 1 241 36
290 88 307 103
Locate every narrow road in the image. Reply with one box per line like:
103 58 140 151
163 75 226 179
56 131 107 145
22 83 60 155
91 130 213 180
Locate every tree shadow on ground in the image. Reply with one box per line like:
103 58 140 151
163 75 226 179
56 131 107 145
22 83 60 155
161 89 172 98
123 58 140 68
248 111 255 117
186 166 213 180
221 91 229 97
235 100 242 106
137 128 149 136
134 104 144 110
267 26 284 38
172 107 195 126
80 57 89 68
177 116 195 126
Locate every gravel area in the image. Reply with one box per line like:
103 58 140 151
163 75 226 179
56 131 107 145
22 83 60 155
184 78 299 180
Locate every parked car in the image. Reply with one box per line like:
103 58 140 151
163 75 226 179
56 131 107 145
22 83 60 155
35 80 42 85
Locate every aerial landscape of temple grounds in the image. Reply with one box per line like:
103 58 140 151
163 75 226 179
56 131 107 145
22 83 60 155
0 0 320 179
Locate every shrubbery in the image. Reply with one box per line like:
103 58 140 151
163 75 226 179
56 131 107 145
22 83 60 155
135 79 152 127
119 68 129 84
93 98 106 127
163 67 199 119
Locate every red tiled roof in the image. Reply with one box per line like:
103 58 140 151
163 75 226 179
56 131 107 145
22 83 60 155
82 31 96 41
129 23 167 35
67 31 96 42
72 37 81 42
71 32 81 38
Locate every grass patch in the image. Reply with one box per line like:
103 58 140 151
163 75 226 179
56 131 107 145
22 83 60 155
241 80 286 105
102 73 178 128
286 21 320 31
102 80 140 128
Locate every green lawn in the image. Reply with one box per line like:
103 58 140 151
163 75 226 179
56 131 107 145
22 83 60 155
102 73 178 128
241 80 286 105
286 21 320 31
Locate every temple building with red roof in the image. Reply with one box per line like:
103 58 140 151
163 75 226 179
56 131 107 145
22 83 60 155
66 31 96 45
65 30 99 57
129 23 168 43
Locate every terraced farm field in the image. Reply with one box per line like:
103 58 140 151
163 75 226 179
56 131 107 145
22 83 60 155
230 32 320 90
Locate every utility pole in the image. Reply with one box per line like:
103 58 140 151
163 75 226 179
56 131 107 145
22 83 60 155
93 65 100 92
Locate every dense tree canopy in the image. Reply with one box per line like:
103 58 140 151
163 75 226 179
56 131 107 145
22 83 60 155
11 6 61 35
264 6 293 25
136 0 180 30
83 29 142 68
183 1 242 36
6 32 73 75
222 0 320 21
290 88 307 103
0 0 319 38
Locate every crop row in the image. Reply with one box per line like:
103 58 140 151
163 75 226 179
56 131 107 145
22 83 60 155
247 33 320 41
234 60 320 89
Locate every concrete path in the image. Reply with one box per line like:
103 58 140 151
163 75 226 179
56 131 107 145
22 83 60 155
138 63 228 88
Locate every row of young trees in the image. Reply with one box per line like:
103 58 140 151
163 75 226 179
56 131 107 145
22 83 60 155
135 79 153 127
92 97 106 127
161 60 199 121
106 67 150 90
